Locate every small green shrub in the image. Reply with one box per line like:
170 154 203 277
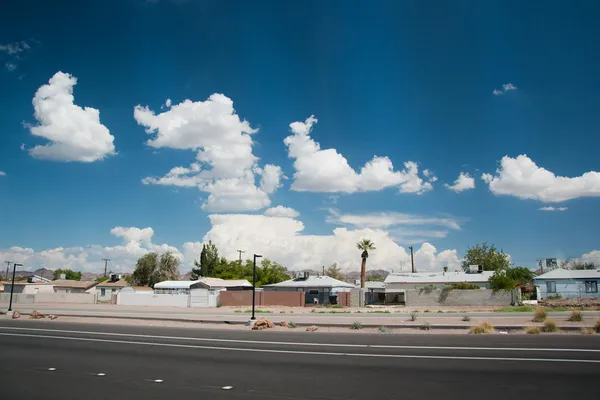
350 321 363 330
461 315 471 322
542 320 558 333
288 321 297 328
421 322 432 331
378 326 388 333
568 311 583 322
547 294 563 300
424 309 431 313
437 310 444 313
410 312 418 321
447 282 481 290
526 326 541 335
216 304 222 308
532 307 547 322
311 309 316 313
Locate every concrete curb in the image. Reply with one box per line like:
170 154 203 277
10 312 596 331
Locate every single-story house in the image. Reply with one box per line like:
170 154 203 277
154 278 252 294
0 282 55 294
95 278 129 301
52 280 98 294
533 268 600 299
263 275 355 305
384 271 495 290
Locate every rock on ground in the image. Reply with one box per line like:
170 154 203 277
252 318 275 330
306 325 319 332
30 310 45 319
280 321 289 328
12 311 21 319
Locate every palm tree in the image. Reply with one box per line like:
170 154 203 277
357 239 376 289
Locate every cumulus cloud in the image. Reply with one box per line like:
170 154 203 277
191 214 461 272
135 94 282 212
325 209 461 243
264 206 300 218
482 155 600 202
539 206 568 212
284 115 433 194
26 72 116 162
493 83 518 96
581 250 600 265
0 227 180 273
445 172 476 192
0 171 6 176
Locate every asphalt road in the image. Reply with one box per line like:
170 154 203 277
0 320 599 400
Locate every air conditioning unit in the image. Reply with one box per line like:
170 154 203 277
469 265 483 274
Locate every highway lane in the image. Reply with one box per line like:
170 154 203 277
0 320 599 400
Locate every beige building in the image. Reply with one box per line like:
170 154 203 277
52 280 98 294
95 279 129 301
1 282 54 294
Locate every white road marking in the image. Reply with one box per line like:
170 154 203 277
0 326 597 353
222 386 233 390
48 368 56 371
1 332 599 364
97 373 106 376
154 379 163 383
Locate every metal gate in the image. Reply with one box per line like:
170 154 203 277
189 289 209 307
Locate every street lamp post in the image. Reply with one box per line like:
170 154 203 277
8 263 23 312
251 254 263 320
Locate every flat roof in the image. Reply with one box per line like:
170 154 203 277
533 268 600 280
264 276 355 288
385 271 494 284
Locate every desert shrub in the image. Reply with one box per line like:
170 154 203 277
568 311 583 322
469 322 494 334
421 322 432 331
462 315 471 322
410 312 418 321
378 326 388 333
350 321 363 330
582 328 595 335
594 320 600 333
542 320 558 333
547 294 562 300
447 282 481 290
532 307 547 322
288 321 297 328
526 327 541 334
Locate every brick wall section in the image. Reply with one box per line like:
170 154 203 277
338 292 351 307
405 289 512 307
219 291 260 306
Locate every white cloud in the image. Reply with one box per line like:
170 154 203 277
482 155 600 202
284 115 432 194
581 250 600 265
326 209 461 231
135 94 282 212
0 171 5 176
0 41 30 55
445 172 476 192
0 227 181 273
194 214 460 272
539 206 568 212
493 83 518 95
26 72 116 162
5 62 17 72
264 206 300 218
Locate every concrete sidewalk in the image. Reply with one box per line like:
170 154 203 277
3 303 599 331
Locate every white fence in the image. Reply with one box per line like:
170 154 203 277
0 293 96 304
116 289 219 308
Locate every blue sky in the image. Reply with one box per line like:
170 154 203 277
1 0 599 273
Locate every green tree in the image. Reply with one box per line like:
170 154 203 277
131 252 180 287
53 269 82 281
366 273 385 282
461 242 510 271
191 241 219 279
489 266 534 290
209 257 289 287
325 263 344 280
357 239 376 288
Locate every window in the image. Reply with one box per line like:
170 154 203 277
585 281 598 293
546 281 556 293
112 289 116 293
101 288 106 296
309 289 319 294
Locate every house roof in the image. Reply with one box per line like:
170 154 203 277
154 278 253 289
154 280 201 289
533 268 600 280
263 275 355 288
384 271 494 284
364 281 385 289
96 279 129 288
132 286 153 291
52 280 98 290
198 277 252 288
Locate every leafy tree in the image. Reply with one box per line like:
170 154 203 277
53 269 82 281
191 241 219 279
131 252 180 287
560 259 596 270
443 266 448 273
366 273 385 282
461 242 510 271
95 275 108 283
489 266 534 290
357 239 376 288
325 263 344 280
209 257 289 287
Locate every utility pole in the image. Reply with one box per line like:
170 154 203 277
237 250 245 263
102 258 110 277
408 246 415 273
322 265 325 276
5 261 12 280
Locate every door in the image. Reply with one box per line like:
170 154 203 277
189 289 210 307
